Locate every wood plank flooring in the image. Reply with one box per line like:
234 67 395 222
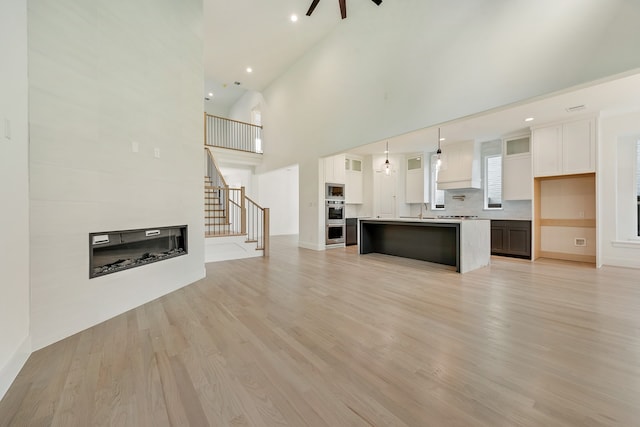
2 235 640 426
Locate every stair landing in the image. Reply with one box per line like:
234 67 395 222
205 234 263 263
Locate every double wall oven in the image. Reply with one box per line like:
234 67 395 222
326 183 345 245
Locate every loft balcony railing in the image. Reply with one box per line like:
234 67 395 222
205 113 263 154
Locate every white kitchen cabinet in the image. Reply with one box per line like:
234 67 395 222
562 119 595 174
532 125 562 177
532 117 595 177
324 154 346 184
503 135 532 200
345 155 363 204
437 140 481 190
405 153 429 203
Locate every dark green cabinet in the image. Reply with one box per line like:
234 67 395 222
491 220 531 259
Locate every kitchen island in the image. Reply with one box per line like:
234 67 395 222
359 218 490 273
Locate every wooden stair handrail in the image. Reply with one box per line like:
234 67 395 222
205 147 228 188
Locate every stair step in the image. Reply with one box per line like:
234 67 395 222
204 217 231 225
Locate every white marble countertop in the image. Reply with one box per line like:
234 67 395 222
359 217 490 224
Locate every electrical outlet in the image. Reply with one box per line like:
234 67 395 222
131 141 139 153
575 238 586 247
154 147 160 158
578 211 585 218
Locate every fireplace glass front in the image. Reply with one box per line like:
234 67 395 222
89 225 187 278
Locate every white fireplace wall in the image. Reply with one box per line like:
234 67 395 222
0 0 31 399
28 0 204 350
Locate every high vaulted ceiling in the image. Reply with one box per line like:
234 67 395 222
204 0 378 110
204 1 640 155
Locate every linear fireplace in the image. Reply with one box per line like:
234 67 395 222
89 225 188 278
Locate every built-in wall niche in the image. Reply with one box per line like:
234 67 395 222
89 225 188 278
533 173 596 264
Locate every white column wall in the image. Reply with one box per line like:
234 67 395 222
255 165 299 236
255 0 640 249
28 0 205 350
0 0 31 399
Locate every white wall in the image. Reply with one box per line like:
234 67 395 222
0 0 31 399
219 165 255 197
255 165 299 236
600 111 640 268
258 0 640 249
229 91 266 124
205 100 230 118
28 0 205 350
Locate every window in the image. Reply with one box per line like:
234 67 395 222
484 154 502 209
431 154 445 209
251 107 263 153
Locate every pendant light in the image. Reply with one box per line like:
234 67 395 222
383 141 391 175
436 128 442 169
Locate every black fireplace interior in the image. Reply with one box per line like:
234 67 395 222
90 225 188 278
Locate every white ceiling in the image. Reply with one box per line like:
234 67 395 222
204 0 378 104
203 1 640 155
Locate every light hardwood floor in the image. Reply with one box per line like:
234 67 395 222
2 236 640 426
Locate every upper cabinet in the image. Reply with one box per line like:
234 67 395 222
503 135 532 200
345 155 363 204
405 153 429 203
324 154 346 184
562 119 596 175
437 140 481 190
532 117 596 177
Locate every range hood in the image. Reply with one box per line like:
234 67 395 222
436 140 482 190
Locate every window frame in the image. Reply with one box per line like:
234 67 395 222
484 153 503 210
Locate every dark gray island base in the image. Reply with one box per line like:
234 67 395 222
359 218 491 273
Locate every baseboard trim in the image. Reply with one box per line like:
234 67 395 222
0 335 31 401
298 240 325 251
538 250 596 264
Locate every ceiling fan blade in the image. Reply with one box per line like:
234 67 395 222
371 0 382 5
339 0 346 19
306 0 321 16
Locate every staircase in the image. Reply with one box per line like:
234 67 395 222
204 177 233 237
204 147 269 260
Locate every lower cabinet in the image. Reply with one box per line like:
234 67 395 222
346 218 358 246
491 220 531 259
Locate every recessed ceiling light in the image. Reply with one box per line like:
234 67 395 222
524 117 535 122
290 14 298 22
439 137 446 141
208 92 214 97
246 67 253 73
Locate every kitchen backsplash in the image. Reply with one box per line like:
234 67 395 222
346 189 532 219
419 188 532 219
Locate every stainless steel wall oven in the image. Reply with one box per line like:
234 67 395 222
326 199 345 223
325 185 346 245
326 223 345 245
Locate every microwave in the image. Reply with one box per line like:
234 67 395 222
326 183 345 200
